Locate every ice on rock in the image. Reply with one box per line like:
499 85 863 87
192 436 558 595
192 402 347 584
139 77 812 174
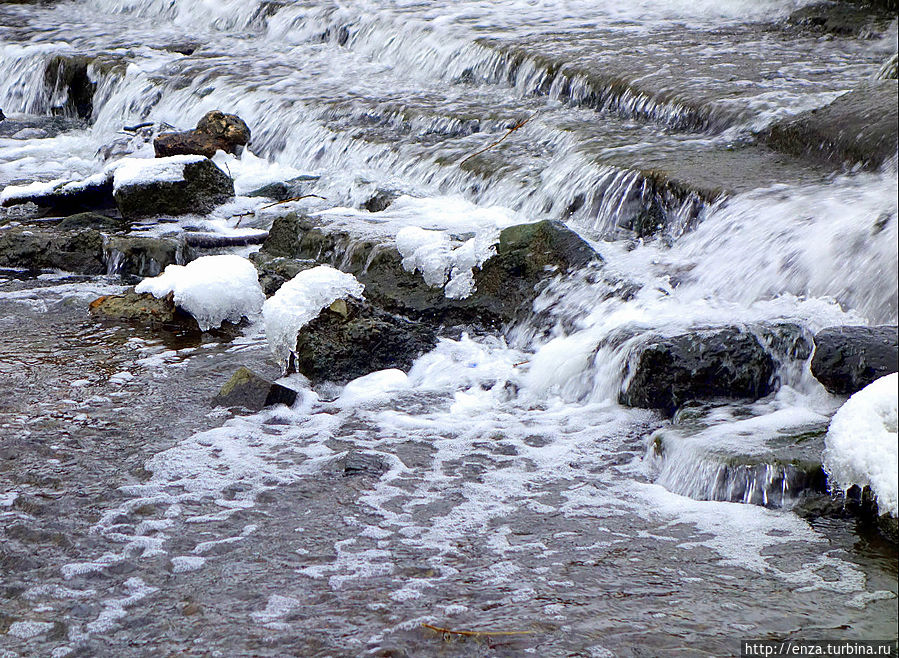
135 254 264 331
824 373 898 517
262 265 365 366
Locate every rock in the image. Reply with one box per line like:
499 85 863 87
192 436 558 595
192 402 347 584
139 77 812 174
103 235 181 277
362 189 400 213
463 219 602 326
56 211 127 232
113 157 234 219
89 290 199 329
787 2 894 37
1 174 115 214
247 175 320 201
249 251 316 295
810 325 898 395
291 299 438 384
258 214 602 328
620 327 777 415
212 366 298 411
764 81 899 170
0 115 84 139
338 451 387 477
153 110 251 158
0 227 105 273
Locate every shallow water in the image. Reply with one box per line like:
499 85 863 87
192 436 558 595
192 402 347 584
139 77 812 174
1 1 897 656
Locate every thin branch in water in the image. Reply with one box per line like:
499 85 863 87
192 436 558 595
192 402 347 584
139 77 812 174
459 113 537 166
421 623 536 639
229 194 328 227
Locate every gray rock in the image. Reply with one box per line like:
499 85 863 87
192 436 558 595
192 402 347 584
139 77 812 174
764 81 899 171
246 175 320 201
0 227 105 273
249 251 317 295
810 325 898 394
620 327 777 415
56 211 127 232
212 367 298 411
259 214 601 328
113 157 234 219
291 299 438 384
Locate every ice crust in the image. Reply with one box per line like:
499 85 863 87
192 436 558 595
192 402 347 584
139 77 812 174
262 265 365 366
135 254 264 331
824 373 899 517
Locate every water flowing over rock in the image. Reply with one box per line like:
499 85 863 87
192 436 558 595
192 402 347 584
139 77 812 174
811 325 899 395
764 81 899 170
154 110 251 158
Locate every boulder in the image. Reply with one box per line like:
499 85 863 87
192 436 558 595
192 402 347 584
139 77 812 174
212 367 297 411
112 157 234 219
153 110 251 158
258 214 602 327
89 290 199 329
764 81 899 170
103 235 181 277
0 227 105 273
290 299 438 384
810 325 898 395
362 189 400 213
620 327 777 415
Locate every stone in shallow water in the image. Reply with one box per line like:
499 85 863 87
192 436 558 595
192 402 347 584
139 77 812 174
212 366 297 411
154 110 251 158
291 299 437 385
0 227 105 273
88 290 199 330
620 327 776 415
811 325 898 395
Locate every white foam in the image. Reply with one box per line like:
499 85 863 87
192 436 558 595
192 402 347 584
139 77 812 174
824 373 899 517
135 254 265 331
262 265 365 366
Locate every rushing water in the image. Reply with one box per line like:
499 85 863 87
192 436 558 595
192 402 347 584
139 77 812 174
1 1 897 656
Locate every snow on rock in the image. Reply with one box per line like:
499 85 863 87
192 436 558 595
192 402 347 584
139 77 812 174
111 154 208 192
135 254 264 331
262 265 364 366
824 373 898 517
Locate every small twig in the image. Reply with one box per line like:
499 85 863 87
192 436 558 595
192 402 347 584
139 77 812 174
123 121 154 132
229 194 327 227
421 623 535 638
459 113 537 166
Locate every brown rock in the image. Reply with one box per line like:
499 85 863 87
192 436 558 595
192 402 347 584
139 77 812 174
153 110 251 158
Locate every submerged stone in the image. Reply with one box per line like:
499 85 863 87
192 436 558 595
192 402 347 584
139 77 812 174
810 325 898 395
103 235 181 277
